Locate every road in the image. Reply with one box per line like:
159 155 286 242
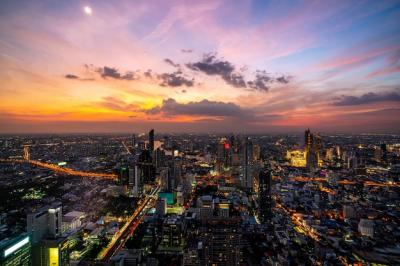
121 141 132 155
98 186 160 262
0 158 117 180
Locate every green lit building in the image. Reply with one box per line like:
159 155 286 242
0 233 31 266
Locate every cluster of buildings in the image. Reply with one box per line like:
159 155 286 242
0 130 399 265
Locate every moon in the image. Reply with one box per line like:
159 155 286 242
84 6 92 15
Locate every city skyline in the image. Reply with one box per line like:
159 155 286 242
1 0 400 133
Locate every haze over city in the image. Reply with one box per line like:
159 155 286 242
1 0 399 133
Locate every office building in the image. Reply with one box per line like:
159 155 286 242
148 129 154 152
155 197 167 217
27 202 62 244
161 216 183 247
198 219 242 266
129 165 143 198
304 129 320 172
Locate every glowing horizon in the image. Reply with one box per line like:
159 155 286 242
0 0 399 133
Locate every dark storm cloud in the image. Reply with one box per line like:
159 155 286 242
164 58 180 68
158 71 194 87
146 98 252 118
334 90 400 106
65 74 79 79
186 53 247 88
97 66 137 80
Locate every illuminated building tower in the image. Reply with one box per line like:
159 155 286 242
0 233 31 266
241 137 254 189
198 219 242 266
36 238 70 266
258 169 272 224
155 197 167 217
159 167 169 191
381 143 387 162
119 166 129 186
304 128 312 151
27 202 62 244
154 148 165 169
138 149 155 183
304 129 320 172
216 138 231 172
252 144 260 161
325 148 334 162
173 157 182 186
148 129 154 152
129 165 142 198
161 216 183 248
27 202 67 266
306 147 318 172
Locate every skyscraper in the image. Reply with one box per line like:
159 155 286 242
241 137 254 189
27 202 62 244
129 165 143 198
138 149 155 183
148 129 154 152
304 129 320 172
258 169 272 224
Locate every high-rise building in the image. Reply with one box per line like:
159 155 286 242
304 129 320 172
138 149 155 183
119 166 129 186
161 216 183 247
154 148 165 169
27 202 69 266
216 138 230 172
241 137 254 189
155 197 167 217
252 144 260 161
381 143 387 162
258 169 272 224
0 233 31 266
27 202 62 244
148 129 154 152
129 165 143 198
198 218 242 266
34 238 70 266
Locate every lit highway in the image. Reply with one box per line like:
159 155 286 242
98 186 160 262
0 158 117 180
121 141 132 155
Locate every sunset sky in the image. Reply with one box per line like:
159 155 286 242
1 0 399 133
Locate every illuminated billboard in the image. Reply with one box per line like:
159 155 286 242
49 247 59 266
4 236 29 257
